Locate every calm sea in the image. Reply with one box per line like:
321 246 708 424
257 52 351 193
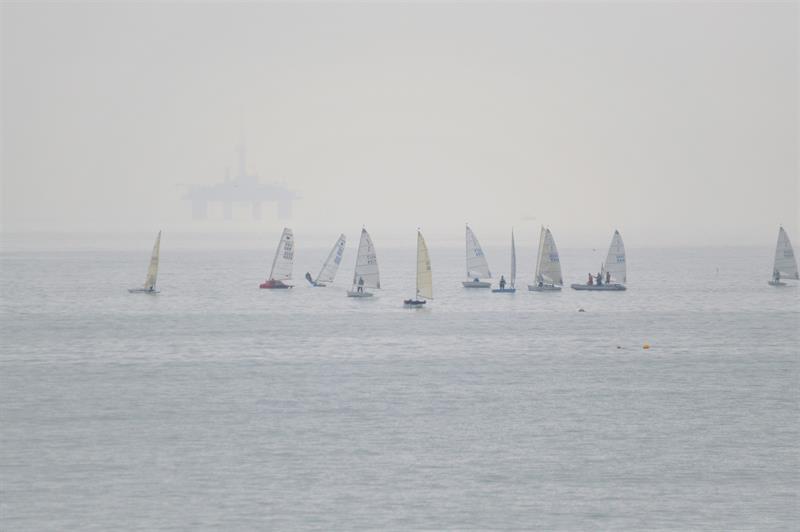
1 239 798 530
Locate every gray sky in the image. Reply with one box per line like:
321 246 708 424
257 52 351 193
1 1 797 247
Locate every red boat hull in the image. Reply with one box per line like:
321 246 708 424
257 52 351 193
259 280 291 289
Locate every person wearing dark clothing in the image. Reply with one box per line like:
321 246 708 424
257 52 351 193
499 275 506 289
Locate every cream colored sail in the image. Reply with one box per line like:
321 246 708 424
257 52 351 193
510 229 516 288
416 231 433 300
143 230 161 290
268 228 294 281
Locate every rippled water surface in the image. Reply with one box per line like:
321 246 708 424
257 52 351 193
1 240 798 530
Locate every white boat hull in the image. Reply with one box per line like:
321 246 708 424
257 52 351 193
528 284 562 292
492 287 516 293
462 281 491 288
347 290 374 298
570 283 626 291
128 288 159 294
768 280 788 286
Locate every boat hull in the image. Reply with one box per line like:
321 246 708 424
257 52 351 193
347 290 373 298
768 281 787 286
260 280 292 289
491 287 516 293
462 281 491 288
128 288 159 294
528 284 562 292
404 299 426 306
570 283 626 291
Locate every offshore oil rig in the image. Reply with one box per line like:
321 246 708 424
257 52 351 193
184 142 299 220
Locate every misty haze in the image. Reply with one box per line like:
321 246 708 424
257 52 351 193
1 2 798 531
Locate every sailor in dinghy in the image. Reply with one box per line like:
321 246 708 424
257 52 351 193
528 226 563 291
463 224 492 288
492 230 517 293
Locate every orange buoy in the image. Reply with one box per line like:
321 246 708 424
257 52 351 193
643 342 651 350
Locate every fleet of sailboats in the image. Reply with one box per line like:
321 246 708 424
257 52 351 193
404 230 433 306
128 225 799 296
529 226 563 291
347 228 380 298
260 227 294 289
571 230 627 291
463 225 492 288
769 226 799 286
305 234 346 287
128 230 162 294
492 230 516 293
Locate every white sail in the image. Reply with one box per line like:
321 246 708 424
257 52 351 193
143 230 161 290
536 227 563 286
602 230 626 284
465 225 491 279
416 231 433 300
353 228 380 289
773 226 799 279
315 234 346 284
268 228 294 281
510 229 516 288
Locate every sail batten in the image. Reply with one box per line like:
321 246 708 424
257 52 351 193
315 234 346 284
143 230 161 290
416 231 433 300
773 227 799 279
352 228 380 289
465 225 491 279
268 228 294 281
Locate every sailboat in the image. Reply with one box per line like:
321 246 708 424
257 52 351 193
347 228 380 297
571 230 627 291
128 230 162 293
768 226 799 286
529 226 563 291
463 224 492 287
260 227 294 289
404 230 433 306
305 234 346 287
492 230 516 293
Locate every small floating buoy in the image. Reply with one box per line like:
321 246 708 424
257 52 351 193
642 342 651 350
578 308 585 313
616 345 622 349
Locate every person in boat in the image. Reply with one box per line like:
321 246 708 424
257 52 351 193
595 272 602 286
606 271 611 285
473 277 480 283
357 276 364 293
305 272 314 285
587 273 593 286
773 269 781 283
499 275 506 289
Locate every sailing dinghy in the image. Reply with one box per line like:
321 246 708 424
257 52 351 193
463 225 492 287
128 230 162 293
529 226 563 291
769 226 799 286
571 230 627 291
305 234 346 287
347 228 380 297
405 230 433 306
492 230 516 293
260 228 294 289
